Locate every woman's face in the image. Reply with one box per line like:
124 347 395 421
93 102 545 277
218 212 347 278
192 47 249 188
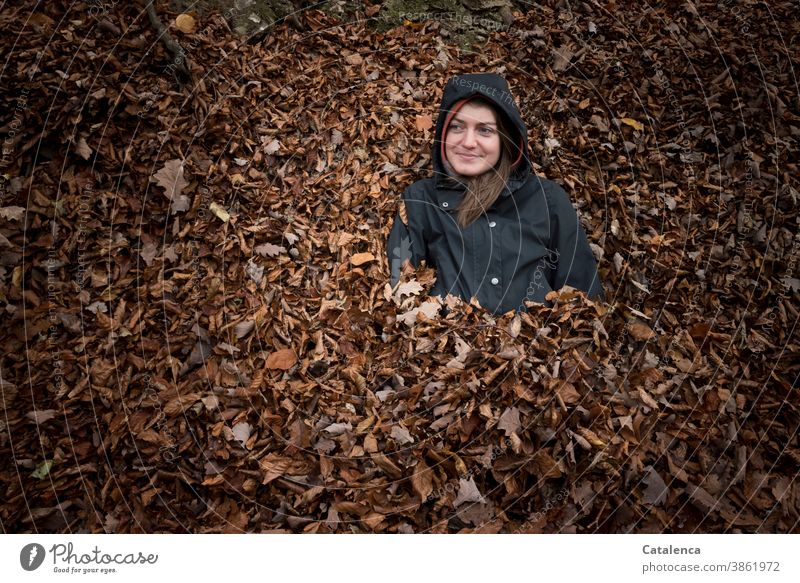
444 102 501 177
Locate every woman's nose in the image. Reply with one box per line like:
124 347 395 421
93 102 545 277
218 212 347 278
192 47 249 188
462 129 477 147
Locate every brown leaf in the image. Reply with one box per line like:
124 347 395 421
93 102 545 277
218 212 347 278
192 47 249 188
411 459 434 500
556 382 581 405
345 53 363 66
637 387 659 409
397 297 442 325
394 280 423 300
26 410 58 424
0 206 25 221
454 476 484 507
262 138 280 155
350 252 375 266
552 45 574 71
175 14 196 33
266 349 297 370
255 242 286 257
526 451 562 479
497 407 522 436
621 117 644 131
153 159 190 214
415 115 433 131
75 137 92 160
390 424 414 444
642 466 668 505
628 319 655 341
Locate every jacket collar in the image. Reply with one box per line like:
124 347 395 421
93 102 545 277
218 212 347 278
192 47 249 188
433 175 528 210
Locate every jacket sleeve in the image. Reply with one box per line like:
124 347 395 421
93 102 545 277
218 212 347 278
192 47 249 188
547 183 604 299
387 188 429 287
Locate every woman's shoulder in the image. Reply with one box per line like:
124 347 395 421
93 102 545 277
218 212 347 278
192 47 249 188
399 177 437 200
521 174 573 212
524 173 568 195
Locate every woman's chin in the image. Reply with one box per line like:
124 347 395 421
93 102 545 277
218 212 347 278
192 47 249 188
452 163 487 177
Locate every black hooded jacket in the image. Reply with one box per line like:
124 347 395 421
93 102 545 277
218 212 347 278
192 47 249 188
387 73 603 315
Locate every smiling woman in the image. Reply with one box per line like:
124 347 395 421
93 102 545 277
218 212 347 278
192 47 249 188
440 96 519 230
386 72 603 315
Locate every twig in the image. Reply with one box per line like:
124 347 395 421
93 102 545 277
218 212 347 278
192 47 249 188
143 0 191 83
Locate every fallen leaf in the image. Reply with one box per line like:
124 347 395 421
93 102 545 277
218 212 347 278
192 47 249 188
351 252 375 266
255 242 286 257
75 137 92 159
642 466 668 505
266 349 297 370
621 117 644 131
140 240 158 266
345 53 363 65
26 409 58 424
556 382 581 405
394 280 423 300
234 320 255 339
397 298 442 325
323 422 352 436
628 319 655 341
262 138 280 155
175 13 196 33
153 159 190 214
231 422 252 446
32 460 54 479
497 407 522 436
416 115 433 131
209 201 230 222
0 206 24 221
552 45 574 70
390 424 414 445
454 476 484 507
638 387 659 408
411 460 434 500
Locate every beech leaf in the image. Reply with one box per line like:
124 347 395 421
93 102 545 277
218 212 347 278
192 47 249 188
266 349 297 370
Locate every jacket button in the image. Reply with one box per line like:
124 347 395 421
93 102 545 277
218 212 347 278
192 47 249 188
491 277 499 285
442 202 449 208
489 221 496 228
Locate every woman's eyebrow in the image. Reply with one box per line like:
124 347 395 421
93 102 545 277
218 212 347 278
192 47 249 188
452 116 497 126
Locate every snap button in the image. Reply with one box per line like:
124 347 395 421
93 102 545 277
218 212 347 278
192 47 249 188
491 277 499 285
489 221 496 228
442 202 449 208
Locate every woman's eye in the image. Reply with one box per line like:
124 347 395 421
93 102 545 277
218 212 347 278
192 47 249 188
448 124 494 135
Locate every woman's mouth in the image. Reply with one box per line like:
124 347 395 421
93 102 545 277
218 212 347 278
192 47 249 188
457 153 480 161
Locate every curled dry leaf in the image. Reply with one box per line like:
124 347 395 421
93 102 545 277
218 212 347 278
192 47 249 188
411 459 434 500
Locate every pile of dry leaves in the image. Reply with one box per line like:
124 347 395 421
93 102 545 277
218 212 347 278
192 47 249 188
0 1 797 533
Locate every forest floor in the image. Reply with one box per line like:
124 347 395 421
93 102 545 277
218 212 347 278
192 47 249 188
0 0 797 533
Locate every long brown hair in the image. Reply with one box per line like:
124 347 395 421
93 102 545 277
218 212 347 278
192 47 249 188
442 97 516 229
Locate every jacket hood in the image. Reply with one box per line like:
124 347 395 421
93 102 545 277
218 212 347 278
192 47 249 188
432 73 532 193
